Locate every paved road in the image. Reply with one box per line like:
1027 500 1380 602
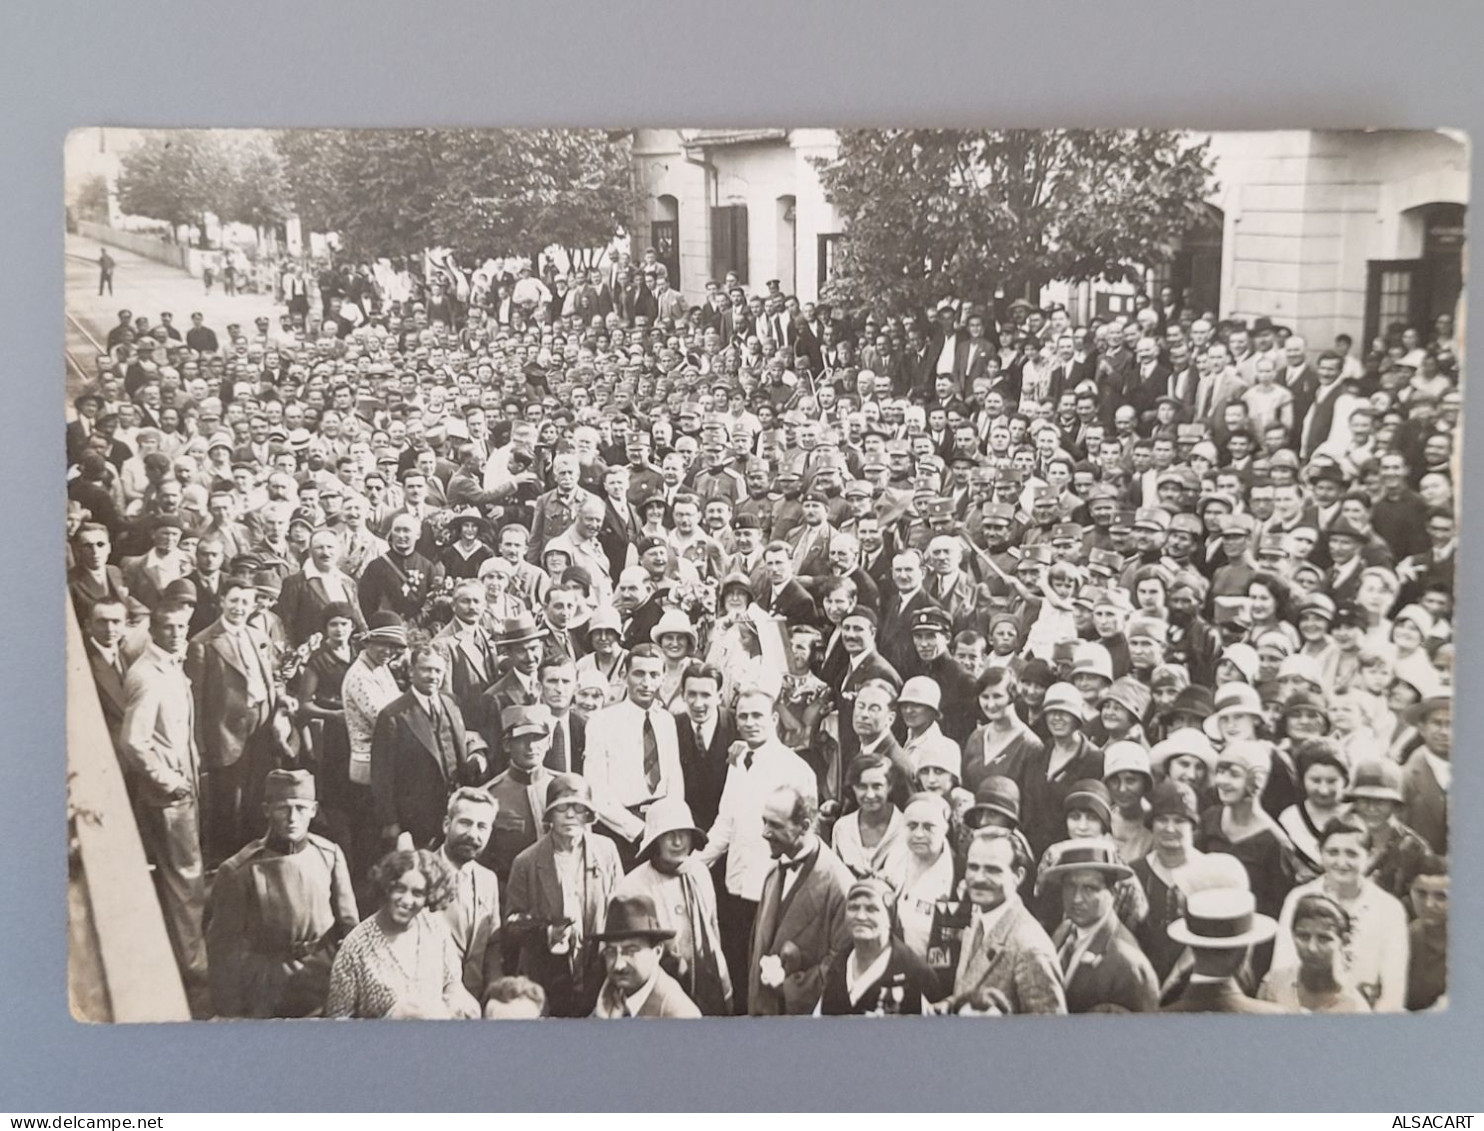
65 234 280 412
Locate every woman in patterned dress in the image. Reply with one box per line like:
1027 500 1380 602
326 848 480 1019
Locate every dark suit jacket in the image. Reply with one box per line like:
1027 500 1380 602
954 336 995 385
748 840 854 1015
758 578 817 626
274 570 366 648
599 498 643 584
369 690 479 846
476 669 540 775
543 711 586 777
786 522 836 579
1401 749 1448 854
68 565 129 620
433 621 500 736
184 620 278 769
621 593 666 651
879 587 935 675
493 833 622 1017
676 709 737 830
1051 914 1160 1013
1162 978 1286 1014
86 641 130 749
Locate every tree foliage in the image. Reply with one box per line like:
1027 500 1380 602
115 129 293 246
74 174 110 221
811 129 1218 314
271 129 641 262
115 130 231 242
217 133 292 236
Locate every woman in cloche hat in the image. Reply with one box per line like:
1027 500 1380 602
611 797 731 1016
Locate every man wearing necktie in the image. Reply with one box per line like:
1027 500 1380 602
369 645 484 850
186 576 281 864
582 647 683 864
433 579 500 743
537 657 584 776
942 828 1066 1014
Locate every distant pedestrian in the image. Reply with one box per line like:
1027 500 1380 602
98 248 115 296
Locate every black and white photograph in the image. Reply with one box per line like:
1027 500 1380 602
63 125 1463 1023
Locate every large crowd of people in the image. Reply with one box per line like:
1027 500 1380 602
67 237 1456 1019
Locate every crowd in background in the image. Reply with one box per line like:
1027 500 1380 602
67 237 1456 1018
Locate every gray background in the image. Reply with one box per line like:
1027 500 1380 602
3 0 1479 1111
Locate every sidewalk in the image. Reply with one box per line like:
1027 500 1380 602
66 233 282 371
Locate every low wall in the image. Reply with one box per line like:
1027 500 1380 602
76 220 192 273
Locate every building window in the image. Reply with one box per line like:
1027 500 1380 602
817 233 844 293
710 205 749 286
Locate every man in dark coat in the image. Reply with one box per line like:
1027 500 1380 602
900 606 978 743
1042 842 1159 1013
757 542 818 626
1161 885 1284 1014
747 784 853 1015
369 645 485 849
674 664 737 830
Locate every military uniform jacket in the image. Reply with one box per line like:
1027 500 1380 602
205 833 359 1018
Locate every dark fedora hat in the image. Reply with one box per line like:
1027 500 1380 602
592 893 675 944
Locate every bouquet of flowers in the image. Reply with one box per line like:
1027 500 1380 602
280 631 322 687
420 572 458 630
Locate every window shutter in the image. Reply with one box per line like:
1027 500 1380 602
710 205 750 285
731 205 749 285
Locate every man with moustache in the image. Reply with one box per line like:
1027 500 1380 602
939 827 1066 1014
437 787 502 999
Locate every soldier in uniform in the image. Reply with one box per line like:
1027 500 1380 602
480 705 556 884
205 769 360 1018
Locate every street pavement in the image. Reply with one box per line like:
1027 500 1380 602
65 233 280 412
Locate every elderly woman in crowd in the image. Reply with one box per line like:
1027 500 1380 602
326 848 480 1019
815 878 939 1016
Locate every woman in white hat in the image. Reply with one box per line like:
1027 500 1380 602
612 797 731 1015
1270 815 1409 1012
1196 738 1296 924
1389 604 1439 697
1203 681 1266 746
476 555 529 623
574 604 629 707
650 608 699 712
897 676 946 768
1103 741 1155 864
1017 681 1105 859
